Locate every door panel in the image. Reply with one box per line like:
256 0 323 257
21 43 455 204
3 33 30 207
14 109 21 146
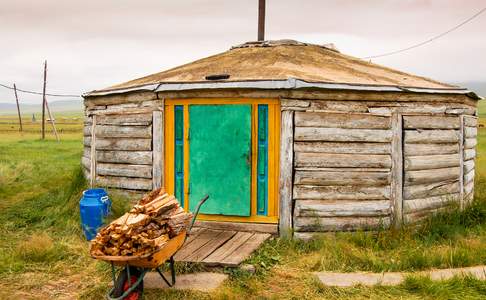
188 104 252 216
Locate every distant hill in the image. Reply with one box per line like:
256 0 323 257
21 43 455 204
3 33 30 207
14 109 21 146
0 100 82 116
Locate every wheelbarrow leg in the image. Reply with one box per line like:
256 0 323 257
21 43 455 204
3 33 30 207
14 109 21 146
156 256 176 287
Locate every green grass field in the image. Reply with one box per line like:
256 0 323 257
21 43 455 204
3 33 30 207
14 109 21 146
0 114 485 299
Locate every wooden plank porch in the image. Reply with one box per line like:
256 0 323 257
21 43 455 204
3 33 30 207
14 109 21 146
174 227 271 267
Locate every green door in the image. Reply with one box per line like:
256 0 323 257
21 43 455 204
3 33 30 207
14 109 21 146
188 104 252 216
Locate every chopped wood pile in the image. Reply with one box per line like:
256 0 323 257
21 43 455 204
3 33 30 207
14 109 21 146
90 188 192 257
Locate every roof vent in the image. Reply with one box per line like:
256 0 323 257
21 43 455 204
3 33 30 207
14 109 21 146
205 74 230 80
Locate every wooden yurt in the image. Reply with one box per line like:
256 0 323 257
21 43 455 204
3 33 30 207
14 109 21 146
83 40 480 239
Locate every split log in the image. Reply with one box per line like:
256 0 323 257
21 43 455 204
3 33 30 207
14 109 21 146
281 99 310 108
293 216 391 232
97 163 152 178
403 115 460 129
96 175 153 190
294 141 390 154
90 189 191 257
464 149 476 160
464 169 475 185
95 125 152 138
404 143 458 156
294 200 391 217
295 112 391 129
403 194 460 213
293 185 390 200
463 117 478 127
96 113 152 126
294 127 392 142
96 151 152 165
295 153 391 169
404 167 460 185
294 170 390 186
403 181 460 200
464 180 474 197
404 130 459 144
464 138 477 149
463 159 475 174
464 126 477 138
84 137 152 151
404 154 460 171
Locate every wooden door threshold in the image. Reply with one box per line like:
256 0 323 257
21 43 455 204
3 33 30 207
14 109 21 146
194 220 278 235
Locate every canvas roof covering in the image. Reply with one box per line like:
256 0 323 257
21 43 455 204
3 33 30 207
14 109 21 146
86 40 478 98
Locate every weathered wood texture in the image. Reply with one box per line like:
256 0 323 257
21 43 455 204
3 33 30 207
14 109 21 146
294 185 391 200
96 151 153 165
294 216 391 232
404 154 460 171
295 127 392 142
279 110 294 238
152 111 164 189
96 163 152 178
294 141 390 154
401 115 466 224
390 113 403 227
293 112 393 234
84 124 152 138
96 175 153 190
294 171 390 186
295 112 391 129
84 137 152 151
294 200 391 217
404 130 459 144
295 153 391 168
403 115 460 129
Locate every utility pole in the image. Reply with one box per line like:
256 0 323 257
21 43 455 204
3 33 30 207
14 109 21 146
258 0 266 41
13 83 23 132
42 60 47 140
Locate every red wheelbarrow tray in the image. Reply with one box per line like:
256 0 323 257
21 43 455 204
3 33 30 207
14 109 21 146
90 230 187 269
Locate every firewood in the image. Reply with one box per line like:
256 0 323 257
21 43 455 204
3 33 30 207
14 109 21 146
90 189 192 258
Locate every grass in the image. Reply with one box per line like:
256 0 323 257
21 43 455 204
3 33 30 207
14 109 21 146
0 113 486 299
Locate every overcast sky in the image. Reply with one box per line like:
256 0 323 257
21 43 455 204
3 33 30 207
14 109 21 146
0 0 485 104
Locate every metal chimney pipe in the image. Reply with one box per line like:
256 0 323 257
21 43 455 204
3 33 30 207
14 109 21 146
258 0 265 41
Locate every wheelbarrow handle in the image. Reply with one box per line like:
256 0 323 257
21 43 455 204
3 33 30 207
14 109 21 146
188 194 209 232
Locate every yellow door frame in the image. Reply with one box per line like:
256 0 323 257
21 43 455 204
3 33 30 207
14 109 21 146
164 98 280 223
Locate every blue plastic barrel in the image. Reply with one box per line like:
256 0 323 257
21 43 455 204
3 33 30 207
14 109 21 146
80 188 109 240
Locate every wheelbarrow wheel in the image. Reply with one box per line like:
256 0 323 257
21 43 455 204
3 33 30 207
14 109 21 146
112 266 144 300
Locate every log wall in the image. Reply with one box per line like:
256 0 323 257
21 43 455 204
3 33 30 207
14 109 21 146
462 116 477 204
283 98 478 239
84 90 477 237
83 95 163 191
402 115 461 223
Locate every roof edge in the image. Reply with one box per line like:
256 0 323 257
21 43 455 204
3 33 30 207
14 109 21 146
84 78 481 100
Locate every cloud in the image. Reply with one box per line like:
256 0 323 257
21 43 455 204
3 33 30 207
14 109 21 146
0 0 484 104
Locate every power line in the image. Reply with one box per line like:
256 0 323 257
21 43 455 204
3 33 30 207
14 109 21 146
0 82 82 98
362 7 486 59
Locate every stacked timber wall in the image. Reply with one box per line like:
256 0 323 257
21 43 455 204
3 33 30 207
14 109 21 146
82 95 163 191
402 116 461 223
462 116 478 203
280 97 478 240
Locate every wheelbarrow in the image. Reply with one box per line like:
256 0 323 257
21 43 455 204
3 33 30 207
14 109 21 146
91 195 209 300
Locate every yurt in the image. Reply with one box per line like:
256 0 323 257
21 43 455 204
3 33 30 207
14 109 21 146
83 40 480 239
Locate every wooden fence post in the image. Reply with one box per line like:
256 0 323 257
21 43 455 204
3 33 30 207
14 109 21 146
391 112 403 227
90 115 97 187
152 110 164 189
279 110 294 238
